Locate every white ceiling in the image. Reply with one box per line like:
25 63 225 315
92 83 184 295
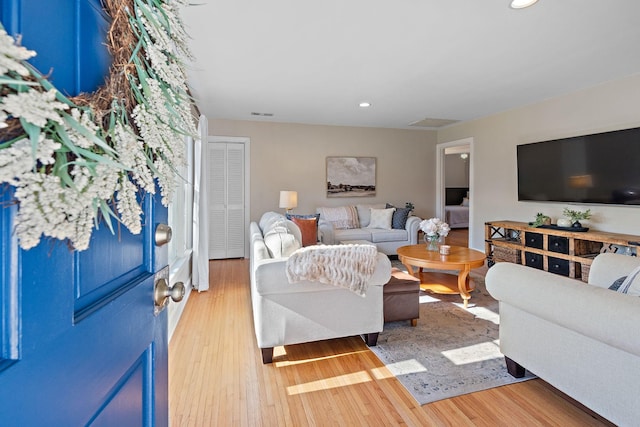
182 1 640 130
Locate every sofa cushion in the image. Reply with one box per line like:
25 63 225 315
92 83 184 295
386 203 412 229
334 228 373 241
263 220 301 258
317 206 359 229
286 213 320 247
370 229 408 243
356 203 386 227
367 207 395 229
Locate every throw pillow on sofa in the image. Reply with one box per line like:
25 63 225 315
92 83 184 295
385 203 412 229
286 213 320 247
263 220 301 258
356 203 386 227
317 206 359 229
367 207 395 230
609 265 640 296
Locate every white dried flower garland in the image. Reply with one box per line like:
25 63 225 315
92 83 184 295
0 0 196 251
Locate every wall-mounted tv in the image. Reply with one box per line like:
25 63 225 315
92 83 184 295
517 127 640 205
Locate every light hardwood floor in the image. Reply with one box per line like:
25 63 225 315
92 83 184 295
169 230 613 426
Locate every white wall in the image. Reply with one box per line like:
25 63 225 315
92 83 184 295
438 73 640 250
445 154 469 188
209 120 438 223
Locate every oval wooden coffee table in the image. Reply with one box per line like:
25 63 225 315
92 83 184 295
397 245 486 307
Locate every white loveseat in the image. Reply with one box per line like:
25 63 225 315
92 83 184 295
316 204 421 255
486 253 640 427
250 212 392 363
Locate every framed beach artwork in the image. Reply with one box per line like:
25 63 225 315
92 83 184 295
326 156 376 197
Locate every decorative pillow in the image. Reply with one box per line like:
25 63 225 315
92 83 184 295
259 211 286 232
356 204 386 228
609 276 627 292
386 203 411 229
263 220 301 258
461 197 470 207
286 213 320 247
609 265 640 296
317 206 359 229
367 207 395 229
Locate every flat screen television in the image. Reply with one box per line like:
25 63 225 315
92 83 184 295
517 127 640 205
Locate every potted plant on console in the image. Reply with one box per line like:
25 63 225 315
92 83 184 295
559 208 592 229
531 212 551 228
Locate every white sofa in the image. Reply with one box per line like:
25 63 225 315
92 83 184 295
316 204 421 255
486 253 640 427
250 212 392 363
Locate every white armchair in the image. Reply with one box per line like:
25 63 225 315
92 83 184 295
486 253 640 426
250 217 392 363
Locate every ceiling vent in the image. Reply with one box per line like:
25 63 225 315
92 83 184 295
409 117 459 128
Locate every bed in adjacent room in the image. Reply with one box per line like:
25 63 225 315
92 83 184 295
445 187 469 229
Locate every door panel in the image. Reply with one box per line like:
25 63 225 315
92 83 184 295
208 142 246 259
0 2 169 425
1 0 111 95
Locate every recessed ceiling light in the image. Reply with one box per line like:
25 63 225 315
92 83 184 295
359 102 371 108
510 0 539 9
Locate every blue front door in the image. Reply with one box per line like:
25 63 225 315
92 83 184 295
0 1 170 425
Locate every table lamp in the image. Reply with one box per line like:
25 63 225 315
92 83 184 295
279 191 298 214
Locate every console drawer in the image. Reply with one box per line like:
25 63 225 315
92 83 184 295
524 232 543 249
548 256 570 276
548 235 569 254
524 252 543 269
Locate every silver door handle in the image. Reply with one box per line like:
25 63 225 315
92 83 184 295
155 224 172 246
154 278 185 309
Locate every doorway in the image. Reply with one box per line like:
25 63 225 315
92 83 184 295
208 136 251 259
436 137 474 248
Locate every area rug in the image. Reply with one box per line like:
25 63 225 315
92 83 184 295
369 262 536 405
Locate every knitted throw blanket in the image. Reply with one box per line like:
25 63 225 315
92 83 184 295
285 244 378 296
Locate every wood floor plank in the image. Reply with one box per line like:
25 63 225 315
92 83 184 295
169 231 615 426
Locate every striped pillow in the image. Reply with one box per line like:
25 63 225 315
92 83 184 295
317 206 359 229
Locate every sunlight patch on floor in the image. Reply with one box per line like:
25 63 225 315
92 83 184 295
466 306 500 324
441 341 502 365
274 349 370 367
419 294 442 304
369 366 396 380
383 359 428 376
286 371 372 395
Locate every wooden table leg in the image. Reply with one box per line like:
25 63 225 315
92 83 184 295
403 263 417 278
458 265 472 308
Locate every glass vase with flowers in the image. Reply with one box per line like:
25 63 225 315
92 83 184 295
420 218 451 251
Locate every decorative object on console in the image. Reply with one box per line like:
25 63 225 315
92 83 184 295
326 157 376 198
420 217 450 251
530 212 551 227
562 207 592 228
279 190 298 214
286 213 320 247
556 218 573 228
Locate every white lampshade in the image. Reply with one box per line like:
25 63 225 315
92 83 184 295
279 191 298 211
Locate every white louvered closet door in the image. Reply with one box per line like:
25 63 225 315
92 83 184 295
208 142 245 259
